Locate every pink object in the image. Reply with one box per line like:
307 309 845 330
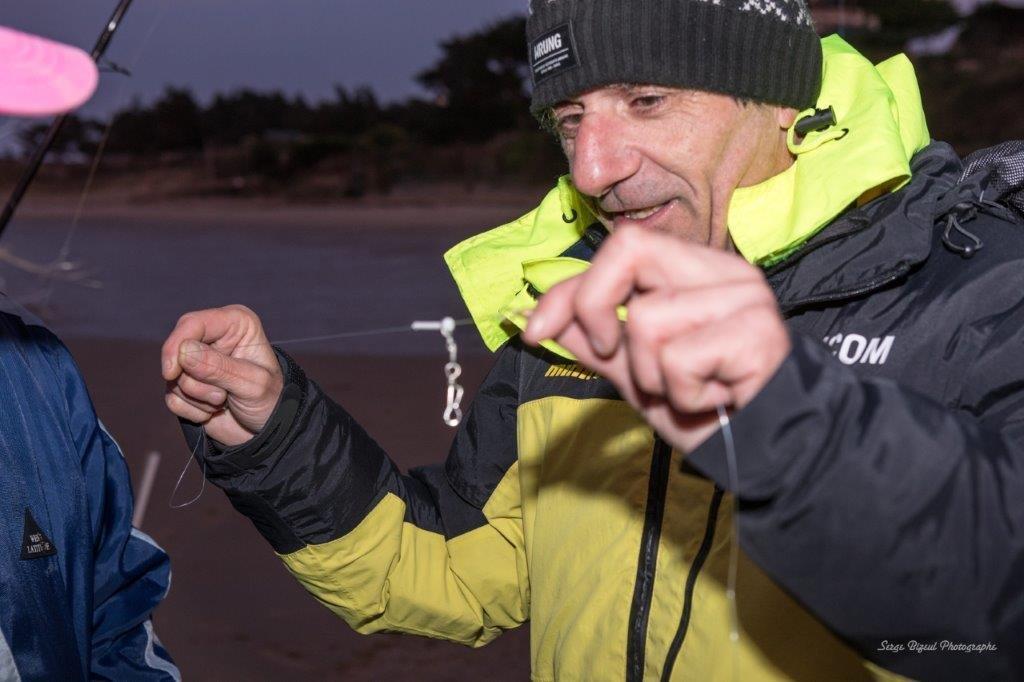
0 25 99 117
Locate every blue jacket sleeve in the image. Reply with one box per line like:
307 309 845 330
687 332 1024 681
47 332 180 680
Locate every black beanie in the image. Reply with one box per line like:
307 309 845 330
527 0 822 115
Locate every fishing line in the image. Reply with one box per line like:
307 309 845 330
168 427 207 509
169 315 474 508
257 318 473 350
717 403 742 681
36 0 170 307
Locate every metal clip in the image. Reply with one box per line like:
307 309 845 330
412 317 464 427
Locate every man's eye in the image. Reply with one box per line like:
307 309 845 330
555 114 583 137
631 95 665 110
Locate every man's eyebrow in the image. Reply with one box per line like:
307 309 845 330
551 98 582 109
548 84 674 115
550 85 634 109
612 83 660 94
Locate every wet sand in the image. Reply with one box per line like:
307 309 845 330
67 336 532 681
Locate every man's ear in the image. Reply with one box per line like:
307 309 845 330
776 106 799 130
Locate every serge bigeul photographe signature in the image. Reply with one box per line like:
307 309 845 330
878 640 998 654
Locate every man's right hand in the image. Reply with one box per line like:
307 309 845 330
161 305 284 447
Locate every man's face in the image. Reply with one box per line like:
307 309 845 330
551 85 794 249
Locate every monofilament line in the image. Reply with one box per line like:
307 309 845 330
169 429 207 509
717 403 741 681
218 318 474 353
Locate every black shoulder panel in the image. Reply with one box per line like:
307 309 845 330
444 341 522 510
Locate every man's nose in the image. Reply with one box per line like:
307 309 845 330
569 114 639 200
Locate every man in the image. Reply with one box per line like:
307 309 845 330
162 0 1024 679
1 26 178 680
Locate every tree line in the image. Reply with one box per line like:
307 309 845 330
15 1 1024 191
18 16 533 159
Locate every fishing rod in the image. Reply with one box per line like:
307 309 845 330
0 0 137 241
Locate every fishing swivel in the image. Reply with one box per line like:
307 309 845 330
412 317 465 427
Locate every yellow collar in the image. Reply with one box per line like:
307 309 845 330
728 35 930 264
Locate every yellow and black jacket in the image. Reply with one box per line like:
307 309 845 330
186 39 1024 681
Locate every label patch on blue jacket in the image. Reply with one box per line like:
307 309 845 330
21 509 56 559
531 24 579 84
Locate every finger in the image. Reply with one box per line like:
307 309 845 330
595 226 759 290
162 309 229 381
176 373 227 406
165 390 215 424
161 305 264 381
548 318 645 407
169 385 222 415
523 275 583 345
640 397 723 454
658 306 791 414
178 340 275 401
573 227 760 356
625 282 777 395
552 323 733 454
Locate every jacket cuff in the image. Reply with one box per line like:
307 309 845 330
178 348 309 553
685 334 835 500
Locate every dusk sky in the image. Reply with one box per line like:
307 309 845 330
2 0 1021 122
2 0 526 119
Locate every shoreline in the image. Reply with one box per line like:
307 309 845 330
9 193 543 230
7 183 552 220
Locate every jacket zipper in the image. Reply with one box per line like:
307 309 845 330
625 437 673 682
659 487 725 681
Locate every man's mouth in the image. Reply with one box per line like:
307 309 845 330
605 200 674 225
622 204 666 220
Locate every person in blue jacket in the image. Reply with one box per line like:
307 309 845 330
0 25 178 680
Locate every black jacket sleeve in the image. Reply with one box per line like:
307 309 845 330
181 344 528 646
687 332 1024 681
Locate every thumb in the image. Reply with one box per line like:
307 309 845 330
178 340 274 401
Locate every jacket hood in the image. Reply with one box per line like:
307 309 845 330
729 35 931 264
444 177 594 351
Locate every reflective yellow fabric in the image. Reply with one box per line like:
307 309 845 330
728 35 931 264
499 257 634 361
500 257 595 360
521 256 591 291
444 177 593 351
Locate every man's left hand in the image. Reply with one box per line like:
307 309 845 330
522 226 791 453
